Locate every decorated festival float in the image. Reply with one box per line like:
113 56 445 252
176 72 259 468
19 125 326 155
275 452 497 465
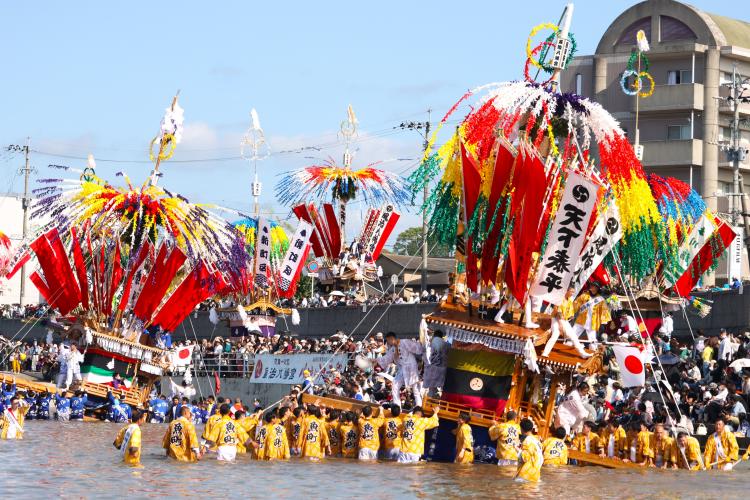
0 96 253 413
211 109 310 338
276 106 408 296
308 4 736 468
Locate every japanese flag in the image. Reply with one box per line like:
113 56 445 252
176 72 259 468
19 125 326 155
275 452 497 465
171 345 194 368
612 345 646 388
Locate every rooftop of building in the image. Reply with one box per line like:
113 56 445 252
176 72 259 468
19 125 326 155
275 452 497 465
593 0 750 55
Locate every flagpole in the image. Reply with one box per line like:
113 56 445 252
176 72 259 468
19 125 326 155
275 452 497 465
149 91 180 187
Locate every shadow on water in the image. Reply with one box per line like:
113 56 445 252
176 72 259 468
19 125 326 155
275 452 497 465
0 422 747 499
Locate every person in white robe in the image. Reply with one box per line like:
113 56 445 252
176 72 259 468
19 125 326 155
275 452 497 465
376 332 424 407
554 382 590 436
65 344 84 388
423 330 449 397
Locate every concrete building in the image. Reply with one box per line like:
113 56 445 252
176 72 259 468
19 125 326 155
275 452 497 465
0 194 41 306
560 0 750 279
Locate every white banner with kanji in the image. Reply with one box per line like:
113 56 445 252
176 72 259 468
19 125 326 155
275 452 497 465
530 172 598 305
277 221 312 297
254 217 272 288
569 201 622 295
364 204 399 260
251 353 349 384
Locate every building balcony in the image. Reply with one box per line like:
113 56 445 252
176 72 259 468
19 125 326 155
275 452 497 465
630 84 704 113
639 139 703 168
718 100 750 116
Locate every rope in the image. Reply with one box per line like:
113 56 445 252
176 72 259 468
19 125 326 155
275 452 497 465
605 233 687 430
186 314 213 400
261 239 437 414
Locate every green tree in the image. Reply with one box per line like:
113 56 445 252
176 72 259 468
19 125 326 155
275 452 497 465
392 226 453 257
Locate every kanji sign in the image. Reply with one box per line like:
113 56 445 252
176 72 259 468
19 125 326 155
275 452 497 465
530 172 598 305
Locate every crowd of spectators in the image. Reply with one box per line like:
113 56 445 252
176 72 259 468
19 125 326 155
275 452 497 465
195 287 445 313
0 304 46 319
6 302 750 439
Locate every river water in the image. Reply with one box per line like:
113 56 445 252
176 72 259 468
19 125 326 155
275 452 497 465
0 421 748 499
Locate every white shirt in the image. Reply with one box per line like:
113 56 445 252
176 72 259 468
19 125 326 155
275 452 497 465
718 337 732 361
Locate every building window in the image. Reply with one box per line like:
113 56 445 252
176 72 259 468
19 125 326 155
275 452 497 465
667 70 692 85
721 72 733 85
667 125 691 140
719 126 731 143
575 73 583 95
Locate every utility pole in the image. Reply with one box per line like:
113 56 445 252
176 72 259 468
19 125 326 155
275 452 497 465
724 65 750 270
399 109 432 293
7 139 33 306
421 111 431 294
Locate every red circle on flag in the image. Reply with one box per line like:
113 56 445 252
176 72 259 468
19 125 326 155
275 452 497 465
624 355 643 374
178 349 190 360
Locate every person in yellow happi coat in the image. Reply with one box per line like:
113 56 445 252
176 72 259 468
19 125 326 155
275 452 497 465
398 406 439 463
206 404 251 462
542 427 569 466
571 421 603 457
454 412 474 464
300 405 330 460
233 410 253 455
357 405 385 460
674 431 704 470
572 282 611 348
326 411 342 457
237 410 261 456
163 405 201 462
624 421 653 466
599 419 627 459
201 406 224 453
287 407 306 456
339 412 359 458
113 410 148 466
652 423 676 468
262 410 290 460
254 415 270 460
489 410 522 466
704 417 739 470
382 405 404 461
516 419 544 482
0 396 30 440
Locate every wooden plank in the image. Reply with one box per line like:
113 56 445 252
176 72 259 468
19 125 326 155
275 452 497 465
568 449 642 469
300 393 378 413
0 372 57 395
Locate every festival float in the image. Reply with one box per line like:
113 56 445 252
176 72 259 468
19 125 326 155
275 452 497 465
211 109 308 337
1 95 251 412
276 106 408 293
309 4 735 468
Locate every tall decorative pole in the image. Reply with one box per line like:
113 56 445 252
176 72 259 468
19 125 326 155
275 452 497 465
338 105 358 248
240 108 270 216
549 3 574 92
148 92 183 186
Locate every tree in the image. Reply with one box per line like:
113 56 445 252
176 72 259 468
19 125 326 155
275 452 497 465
392 226 453 257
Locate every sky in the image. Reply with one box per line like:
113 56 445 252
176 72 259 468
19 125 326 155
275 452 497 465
0 0 744 245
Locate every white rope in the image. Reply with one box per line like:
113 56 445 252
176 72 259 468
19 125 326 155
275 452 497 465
256 240 438 416
605 233 687 429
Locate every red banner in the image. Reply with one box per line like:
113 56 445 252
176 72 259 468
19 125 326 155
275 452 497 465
673 216 736 297
481 140 516 284
133 245 186 323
